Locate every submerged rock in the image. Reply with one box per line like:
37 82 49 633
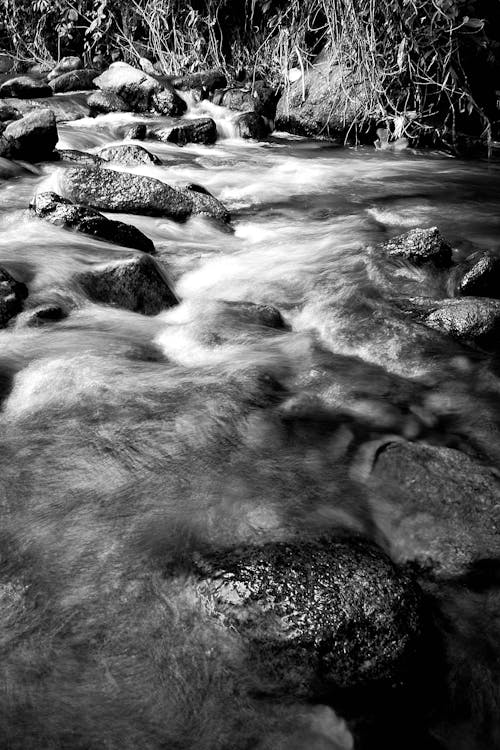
18 305 68 328
450 250 500 298
0 76 52 99
193 535 423 695
235 111 270 140
77 254 178 314
47 56 82 81
87 90 128 114
2 109 57 161
97 143 161 165
59 167 192 220
0 266 28 327
30 191 156 255
154 117 217 146
380 227 452 268
178 183 230 223
48 69 98 94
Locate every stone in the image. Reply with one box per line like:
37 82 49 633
60 167 193 221
87 90 128 114
47 56 82 81
0 53 14 73
5 95 90 122
0 76 52 99
450 250 500 298
3 109 57 161
154 117 217 146
215 83 277 119
193 535 423 694
94 62 164 112
30 191 156 255
416 296 500 349
0 156 40 179
151 86 187 116
97 143 161 166
178 184 230 223
379 227 452 268
55 149 102 166
0 266 28 327
48 69 99 94
0 104 20 122
20 305 67 327
235 111 270 140
124 123 147 140
77 254 178 314
170 70 227 97
369 440 500 576
138 57 156 76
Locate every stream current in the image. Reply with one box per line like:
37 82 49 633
1 95 500 749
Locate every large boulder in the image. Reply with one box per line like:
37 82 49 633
378 227 452 268
30 192 156 255
48 69 99 94
97 143 161 166
87 90 128 114
214 83 277 119
154 117 217 146
93 62 185 115
178 184 230 223
449 249 500 298
59 166 192 220
77 254 178 314
3 109 57 161
192 535 424 694
235 111 270 140
0 266 28 327
47 56 82 81
0 76 52 99
275 47 370 138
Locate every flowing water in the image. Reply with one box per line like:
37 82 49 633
1 95 500 749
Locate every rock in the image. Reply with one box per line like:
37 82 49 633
60 167 192 220
30 191 156 255
369 440 500 576
55 149 102 166
125 123 147 140
0 103 20 122
87 90 128 114
178 183 230 223
193 535 423 694
47 56 82 81
450 250 500 298
275 47 370 138
235 111 270 139
154 117 217 146
170 70 227 98
414 296 500 349
94 61 165 112
48 69 99 94
97 143 161 165
379 227 452 268
0 53 14 73
215 83 277 119
0 76 52 99
5 95 90 122
77 254 177 314
20 305 67 327
138 57 156 76
151 86 187 116
3 109 57 161
0 266 28 327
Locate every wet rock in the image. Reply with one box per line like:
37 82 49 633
151 86 187 116
235 111 270 140
405 296 500 349
3 109 57 161
379 227 452 268
19 305 67 327
47 56 82 81
0 157 40 179
450 250 500 298
94 62 166 113
0 53 14 74
0 266 28 327
97 143 161 166
0 76 52 99
369 440 500 576
0 103 20 122
5 95 90 122
193 535 423 694
30 191 156 255
60 166 192 220
77 254 177 314
171 70 227 98
178 183 230 223
55 149 102 166
87 90 128 114
154 117 217 146
48 69 99 94
215 83 277 119
124 122 147 140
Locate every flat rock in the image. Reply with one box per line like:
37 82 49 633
3 109 57 161
48 69 99 94
97 143 161 165
449 250 500 298
30 191 156 254
0 76 52 98
77 254 178 314
87 90 128 114
379 227 452 268
178 183 230 223
60 166 192 220
154 117 217 146
0 265 28 327
47 56 82 81
193 535 423 694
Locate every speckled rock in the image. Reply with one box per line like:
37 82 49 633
47 56 82 81
151 86 187 116
0 266 28 327
380 227 452 268
193 535 424 695
30 191 156 255
3 109 57 161
48 69 98 94
59 167 192 220
0 76 52 98
406 296 500 349
235 111 270 140
178 183 230 223
450 250 500 298
97 143 161 166
124 123 147 140
56 149 102 166
154 117 217 146
77 254 178 314
87 90 128 114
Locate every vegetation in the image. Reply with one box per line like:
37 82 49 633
0 1 498 147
